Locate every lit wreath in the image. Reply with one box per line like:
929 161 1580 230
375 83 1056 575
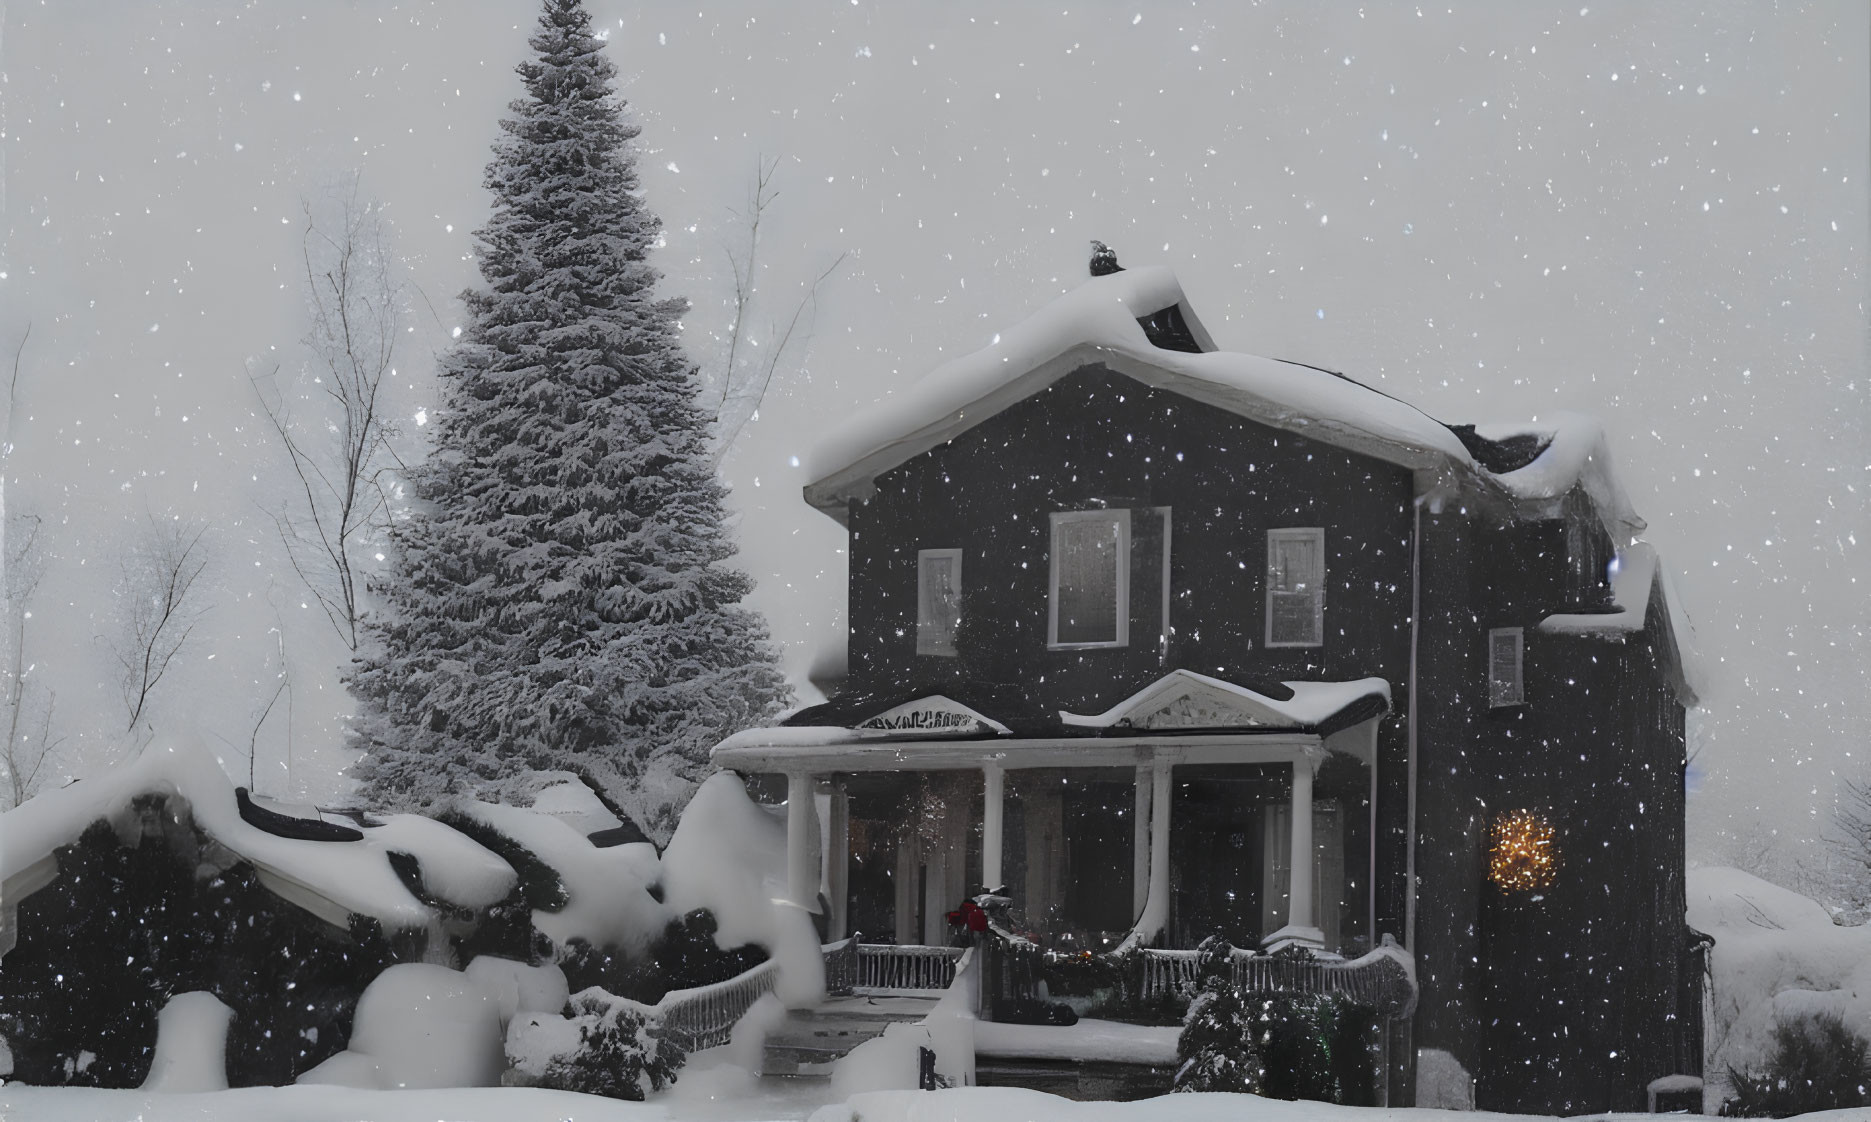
1489 810 1558 892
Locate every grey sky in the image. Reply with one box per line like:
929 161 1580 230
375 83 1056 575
0 2 1864 865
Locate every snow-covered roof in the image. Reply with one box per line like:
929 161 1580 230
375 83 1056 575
0 738 516 933
1058 671 1390 733
1538 539 1706 705
1475 413 1645 541
803 267 1477 522
455 798 667 953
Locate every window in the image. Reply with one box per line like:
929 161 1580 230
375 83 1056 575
1049 510 1130 649
1266 528 1325 647
1489 627 1525 707
916 548 963 657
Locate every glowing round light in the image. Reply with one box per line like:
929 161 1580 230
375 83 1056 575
1489 810 1558 893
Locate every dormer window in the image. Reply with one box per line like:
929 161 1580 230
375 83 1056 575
916 549 963 657
1266 528 1325 648
1049 510 1130 649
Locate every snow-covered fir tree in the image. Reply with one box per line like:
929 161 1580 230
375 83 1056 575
348 0 789 826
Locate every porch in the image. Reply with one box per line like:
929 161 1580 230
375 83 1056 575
719 699 1385 959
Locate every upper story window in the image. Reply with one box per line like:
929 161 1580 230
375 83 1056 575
1489 627 1525 707
916 548 963 657
1049 509 1130 649
1266 528 1325 648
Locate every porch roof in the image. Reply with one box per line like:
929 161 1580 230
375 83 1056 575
712 671 1390 773
776 671 1389 740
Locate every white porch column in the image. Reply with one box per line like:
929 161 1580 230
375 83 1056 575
1267 756 1325 951
1123 756 1174 946
786 771 821 911
1133 764 1152 917
826 782 850 940
981 764 1005 893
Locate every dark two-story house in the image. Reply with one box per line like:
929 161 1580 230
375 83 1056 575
712 262 1704 1114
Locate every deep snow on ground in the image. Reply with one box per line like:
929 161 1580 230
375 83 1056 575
12 1083 1871 1122
1688 864 1871 1098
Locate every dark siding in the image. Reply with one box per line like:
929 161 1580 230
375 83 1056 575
846 364 1415 713
1469 577 1691 1114
1407 507 1489 1098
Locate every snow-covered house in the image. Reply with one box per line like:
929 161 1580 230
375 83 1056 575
713 263 1705 1113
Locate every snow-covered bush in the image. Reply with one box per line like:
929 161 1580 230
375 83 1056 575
1688 865 1871 1097
507 989 684 1100
297 963 507 1090
559 908 767 1003
1722 1010 1871 1117
1174 976 1261 1094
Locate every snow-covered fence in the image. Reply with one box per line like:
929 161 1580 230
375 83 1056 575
652 957 781 1052
1137 942 1416 1017
855 943 963 993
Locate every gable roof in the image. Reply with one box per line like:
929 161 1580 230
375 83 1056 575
1058 671 1391 736
802 267 1477 524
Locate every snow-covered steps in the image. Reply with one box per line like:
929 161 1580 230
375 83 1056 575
762 995 942 1074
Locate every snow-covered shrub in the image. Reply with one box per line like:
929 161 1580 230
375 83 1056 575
0 810 417 1089
297 963 506 1090
508 989 684 1100
140 992 232 1092
1722 1010 1871 1117
559 908 767 1003
1174 976 1261 1094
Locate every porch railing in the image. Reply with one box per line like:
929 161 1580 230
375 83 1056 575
1138 940 1417 1018
652 957 781 1052
852 942 964 993
822 935 858 996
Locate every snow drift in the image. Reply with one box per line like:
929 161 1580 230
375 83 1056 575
1687 865 1871 1103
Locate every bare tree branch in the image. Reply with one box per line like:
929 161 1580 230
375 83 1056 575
714 250 848 459
253 175 408 650
113 516 212 732
706 158 848 463
713 155 780 424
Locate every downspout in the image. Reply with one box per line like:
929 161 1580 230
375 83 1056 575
1406 496 1423 957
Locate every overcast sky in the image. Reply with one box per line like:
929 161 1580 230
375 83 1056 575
0 1 1864 867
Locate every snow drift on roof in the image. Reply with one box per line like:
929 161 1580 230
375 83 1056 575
804 267 1476 520
0 738 509 932
1475 412 1645 541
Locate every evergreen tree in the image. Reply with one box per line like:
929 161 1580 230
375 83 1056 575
348 0 788 824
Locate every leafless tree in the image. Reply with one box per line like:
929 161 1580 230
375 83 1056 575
0 326 66 807
113 517 212 732
1833 763 1871 913
709 157 848 462
1 513 64 808
254 176 407 650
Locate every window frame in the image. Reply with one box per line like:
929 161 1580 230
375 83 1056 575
1488 626 1526 708
1265 527 1326 649
1047 509 1131 650
915 547 964 657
